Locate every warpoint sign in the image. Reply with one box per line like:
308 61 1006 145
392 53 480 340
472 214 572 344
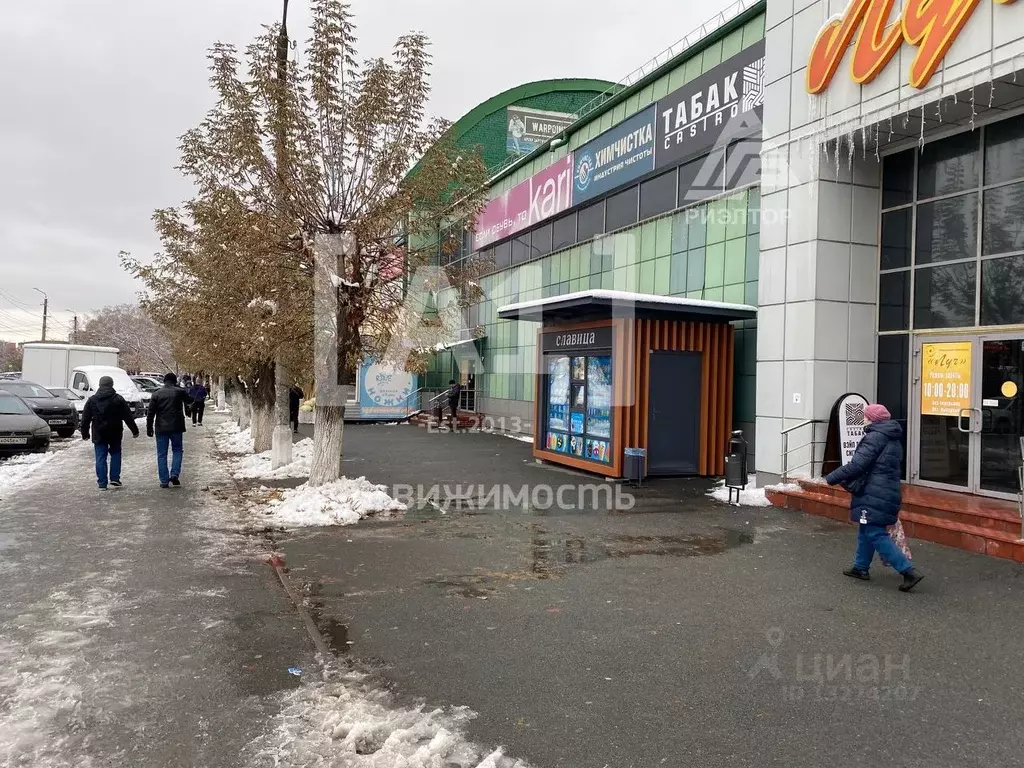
807 0 1019 94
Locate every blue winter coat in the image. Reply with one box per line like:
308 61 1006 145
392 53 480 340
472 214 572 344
824 419 904 526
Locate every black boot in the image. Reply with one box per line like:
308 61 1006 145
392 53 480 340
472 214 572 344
844 567 870 581
899 568 924 592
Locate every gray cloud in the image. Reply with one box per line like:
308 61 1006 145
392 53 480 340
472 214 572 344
0 0 735 340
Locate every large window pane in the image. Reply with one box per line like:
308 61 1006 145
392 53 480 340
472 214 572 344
915 193 978 264
512 235 530 265
982 255 1024 325
605 186 639 232
914 261 976 329
876 334 910 479
577 202 605 242
881 208 912 269
531 223 552 259
917 130 980 199
493 240 512 271
983 182 1024 256
639 170 677 220
985 118 1024 186
725 138 761 191
882 150 915 208
679 152 724 206
552 214 576 252
879 271 910 331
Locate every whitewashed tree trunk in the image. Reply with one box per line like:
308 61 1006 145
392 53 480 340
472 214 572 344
271 358 293 469
216 376 226 410
309 405 344 486
251 401 273 452
237 393 251 430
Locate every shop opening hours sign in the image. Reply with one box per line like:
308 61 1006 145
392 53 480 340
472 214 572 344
921 342 972 417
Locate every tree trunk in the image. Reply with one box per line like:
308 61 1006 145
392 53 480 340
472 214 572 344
271 357 293 469
309 405 344 486
236 392 251 430
249 362 276 453
216 376 226 410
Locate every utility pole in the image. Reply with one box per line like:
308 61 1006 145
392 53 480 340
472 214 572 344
32 288 48 341
66 311 79 344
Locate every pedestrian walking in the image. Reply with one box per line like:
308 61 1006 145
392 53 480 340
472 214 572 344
81 375 140 490
188 379 208 426
447 378 462 430
289 384 304 434
146 373 191 489
824 403 924 592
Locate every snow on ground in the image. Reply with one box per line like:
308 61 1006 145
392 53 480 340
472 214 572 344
708 475 802 507
503 432 534 444
0 441 81 500
263 477 406 527
214 421 255 454
246 662 530 768
233 439 314 480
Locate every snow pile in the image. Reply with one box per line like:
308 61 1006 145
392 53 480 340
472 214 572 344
234 439 314 480
709 476 801 507
265 477 406 527
0 449 66 498
247 664 530 768
214 422 254 454
503 433 534 444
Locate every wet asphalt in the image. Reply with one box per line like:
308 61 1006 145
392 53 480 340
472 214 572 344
279 422 1024 768
0 427 314 767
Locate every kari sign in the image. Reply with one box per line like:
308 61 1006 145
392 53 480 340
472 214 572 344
807 0 1019 93
574 106 656 203
507 106 577 155
655 40 764 169
921 342 972 417
473 154 574 250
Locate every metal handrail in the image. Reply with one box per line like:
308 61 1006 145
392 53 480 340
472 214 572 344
781 419 827 480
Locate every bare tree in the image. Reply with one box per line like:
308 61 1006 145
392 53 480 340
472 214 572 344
77 304 176 373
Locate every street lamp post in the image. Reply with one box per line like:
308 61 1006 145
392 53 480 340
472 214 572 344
31 288 48 342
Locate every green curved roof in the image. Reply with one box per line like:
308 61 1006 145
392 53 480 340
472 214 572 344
449 78 620 143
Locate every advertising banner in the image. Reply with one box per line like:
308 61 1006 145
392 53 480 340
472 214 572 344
655 40 765 169
507 106 577 155
921 342 972 417
473 154 574 250
573 105 657 204
358 359 418 418
822 392 868 475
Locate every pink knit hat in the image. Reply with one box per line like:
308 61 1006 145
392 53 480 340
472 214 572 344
864 403 891 422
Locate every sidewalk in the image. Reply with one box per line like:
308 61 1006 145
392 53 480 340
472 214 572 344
273 423 1024 768
0 426 314 767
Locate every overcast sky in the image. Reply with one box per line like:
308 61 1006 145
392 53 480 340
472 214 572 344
0 0 736 342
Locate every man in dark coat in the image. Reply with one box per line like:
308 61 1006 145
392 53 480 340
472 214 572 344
187 380 208 426
447 379 462 429
825 403 924 592
146 373 191 488
289 385 304 434
81 375 140 490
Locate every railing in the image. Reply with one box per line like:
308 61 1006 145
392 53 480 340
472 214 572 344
781 420 827 480
407 387 480 416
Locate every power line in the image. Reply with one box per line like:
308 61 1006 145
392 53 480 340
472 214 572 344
0 290 38 311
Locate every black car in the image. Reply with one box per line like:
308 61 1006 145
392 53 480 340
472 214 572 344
0 380 79 438
0 392 51 455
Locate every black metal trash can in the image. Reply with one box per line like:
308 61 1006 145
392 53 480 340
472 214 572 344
724 430 748 503
624 447 646 486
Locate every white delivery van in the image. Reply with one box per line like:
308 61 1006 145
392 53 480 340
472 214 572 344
22 343 120 389
69 365 147 420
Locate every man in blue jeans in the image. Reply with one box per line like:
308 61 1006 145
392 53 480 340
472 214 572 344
81 375 139 489
146 373 191 488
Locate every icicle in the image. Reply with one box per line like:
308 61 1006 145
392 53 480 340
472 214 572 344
970 86 976 130
937 97 943 124
919 105 925 149
954 92 958 104
875 122 881 162
989 81 995 109
888 116 894 142
903 113 910 129
861 125 867 160
847 133 855 174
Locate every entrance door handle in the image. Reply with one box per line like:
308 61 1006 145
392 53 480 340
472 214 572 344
957 408 973 434
970 407 984 434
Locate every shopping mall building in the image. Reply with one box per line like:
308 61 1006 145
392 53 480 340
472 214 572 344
428 0 1024 508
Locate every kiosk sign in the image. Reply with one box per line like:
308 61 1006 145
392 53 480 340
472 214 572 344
921 342 972 417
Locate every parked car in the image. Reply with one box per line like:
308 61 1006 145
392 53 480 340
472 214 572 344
0 372 21 381
130 376 161 404
69 366 146 420
0 392 51 455
47 386 87 415
0 380 79 438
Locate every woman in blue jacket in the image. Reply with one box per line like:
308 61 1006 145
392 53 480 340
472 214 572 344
825 403 924 592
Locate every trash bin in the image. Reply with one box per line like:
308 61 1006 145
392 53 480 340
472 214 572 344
724 430 748 503
624 448 646 486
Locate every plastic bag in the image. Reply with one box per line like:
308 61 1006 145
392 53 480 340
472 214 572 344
880 520 912 567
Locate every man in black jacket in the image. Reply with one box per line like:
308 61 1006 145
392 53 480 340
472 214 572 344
146 373 191 488
81 375 140 490
289 384 304 434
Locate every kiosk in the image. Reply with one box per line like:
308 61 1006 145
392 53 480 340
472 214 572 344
498 290 756 479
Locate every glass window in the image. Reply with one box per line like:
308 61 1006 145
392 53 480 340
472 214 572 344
679 152 723 206
639 170 677 220
913 261 976 329
880 208 912 270
915 193 978 264
725 138 761 191
552 213 576 252
493 240 512 270
577 202 605 242
511 236 530 265
981 255 1024 326
983 182 1024 256
877 334 910 425
985 118 1024 186
531 223 552 259
917 130 980 199
605 186 639 232
878 271 910 331
882 149 915 208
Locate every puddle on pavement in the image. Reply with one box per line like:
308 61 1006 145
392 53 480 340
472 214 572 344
303 582 352 655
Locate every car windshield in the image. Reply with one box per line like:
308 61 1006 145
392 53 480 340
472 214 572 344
48 388 82 400
0 395 30 415
133 378 159 392
1 382 52 399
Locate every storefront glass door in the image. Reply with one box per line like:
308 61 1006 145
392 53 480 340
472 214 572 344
911 333 1024 499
